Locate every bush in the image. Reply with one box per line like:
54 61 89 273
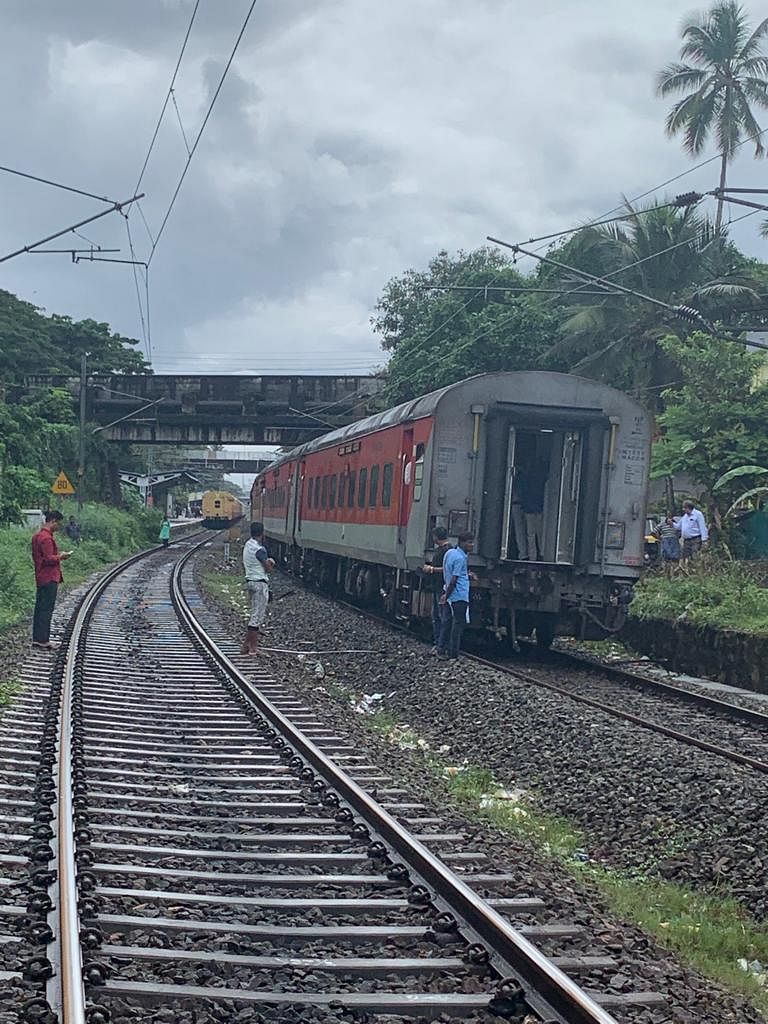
631 559 768 635
0 503 165 632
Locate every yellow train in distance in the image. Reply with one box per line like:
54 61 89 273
201 490 245 530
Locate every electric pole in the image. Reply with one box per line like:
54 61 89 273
78 352 87 512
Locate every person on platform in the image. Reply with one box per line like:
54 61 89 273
158 517 171 548
31 510 71 650
439 531 474 660
421 526 451 654
242 521 276 655
678 501 709 560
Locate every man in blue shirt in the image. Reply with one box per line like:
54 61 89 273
439 531 474 659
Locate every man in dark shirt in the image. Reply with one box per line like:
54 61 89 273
421 526 451 653
518 460 548 561
31 510 71 649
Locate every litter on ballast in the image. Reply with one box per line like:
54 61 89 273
353 692 386 714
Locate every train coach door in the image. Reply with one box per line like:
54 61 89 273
500 427 517 560
398 429 414 533
555 431 582 564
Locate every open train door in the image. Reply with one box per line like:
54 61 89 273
555 431 582 564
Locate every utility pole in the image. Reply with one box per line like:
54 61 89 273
78 352 87 512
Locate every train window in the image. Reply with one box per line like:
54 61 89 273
338 473 346 508
214 500 221 508
369 464 380 507
329 474 337 509
321 475 329 508
382 463 393 507
357 467 368 508
348 470 356 508
314 477 321 508
307 478 313 509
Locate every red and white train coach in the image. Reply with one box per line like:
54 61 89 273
252 372 651 646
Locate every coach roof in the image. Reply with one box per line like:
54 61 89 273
264 377 467 471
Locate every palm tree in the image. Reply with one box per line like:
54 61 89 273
542 202 760 399
657 1 768 233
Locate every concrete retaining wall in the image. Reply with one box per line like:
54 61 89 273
623 616 768 693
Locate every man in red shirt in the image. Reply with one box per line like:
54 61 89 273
31 510 72 649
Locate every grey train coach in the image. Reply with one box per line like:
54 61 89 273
251 372 651 647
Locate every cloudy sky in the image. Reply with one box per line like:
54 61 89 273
1 0 766 375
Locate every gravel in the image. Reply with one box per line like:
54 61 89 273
193 546 768 1024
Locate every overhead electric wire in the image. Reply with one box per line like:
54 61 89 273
303 290 482 419
136 202 156 247
171 88 192 157
515 125 768 260
124 215 150 362
0 193 143 265
0 163 115 204
148 0 260 267
133 0 201 196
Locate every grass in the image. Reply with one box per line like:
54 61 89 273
631 557 768 635
201 567 249 617
444 761 768 1013
0 679 19 710
0 503 163 631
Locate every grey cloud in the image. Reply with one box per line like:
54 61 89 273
0 0 765 374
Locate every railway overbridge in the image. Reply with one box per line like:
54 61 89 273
20 372 382 445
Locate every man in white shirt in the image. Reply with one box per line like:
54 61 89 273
678 501 709 560
242 521 275 655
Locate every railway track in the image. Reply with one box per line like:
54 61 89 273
471 648 768 777
0 537 671 1024
297 576 768 779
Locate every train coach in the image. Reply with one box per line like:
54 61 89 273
251 372 651 646
201 490 245 530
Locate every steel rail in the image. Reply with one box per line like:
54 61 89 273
278 570 768 774
545 646 768 728
466 653 768 775
49 526 204 1023
172 545 620 1024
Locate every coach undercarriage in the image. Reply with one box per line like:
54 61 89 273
273 539 632 647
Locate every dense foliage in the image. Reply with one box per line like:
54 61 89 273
0 288 148 523
652 332 768 519
0 503 163 630
372 212 767 404
0 288 148 383
632 558 768 634
372 248 562 402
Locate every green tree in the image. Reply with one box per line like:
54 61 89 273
653 331 768 522
372 248 560 402
543 202 760 398
657 1 768 233
0 289 148 384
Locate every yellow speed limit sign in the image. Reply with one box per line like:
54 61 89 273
51 471 76 495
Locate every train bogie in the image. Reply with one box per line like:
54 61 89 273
201 490 244 530
252 372 651 642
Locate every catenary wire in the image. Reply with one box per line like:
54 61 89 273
123 215 149 361
148 0 260 267
133 0 201 196
520 125 768 258
171 88 192 156
0 163 115 204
